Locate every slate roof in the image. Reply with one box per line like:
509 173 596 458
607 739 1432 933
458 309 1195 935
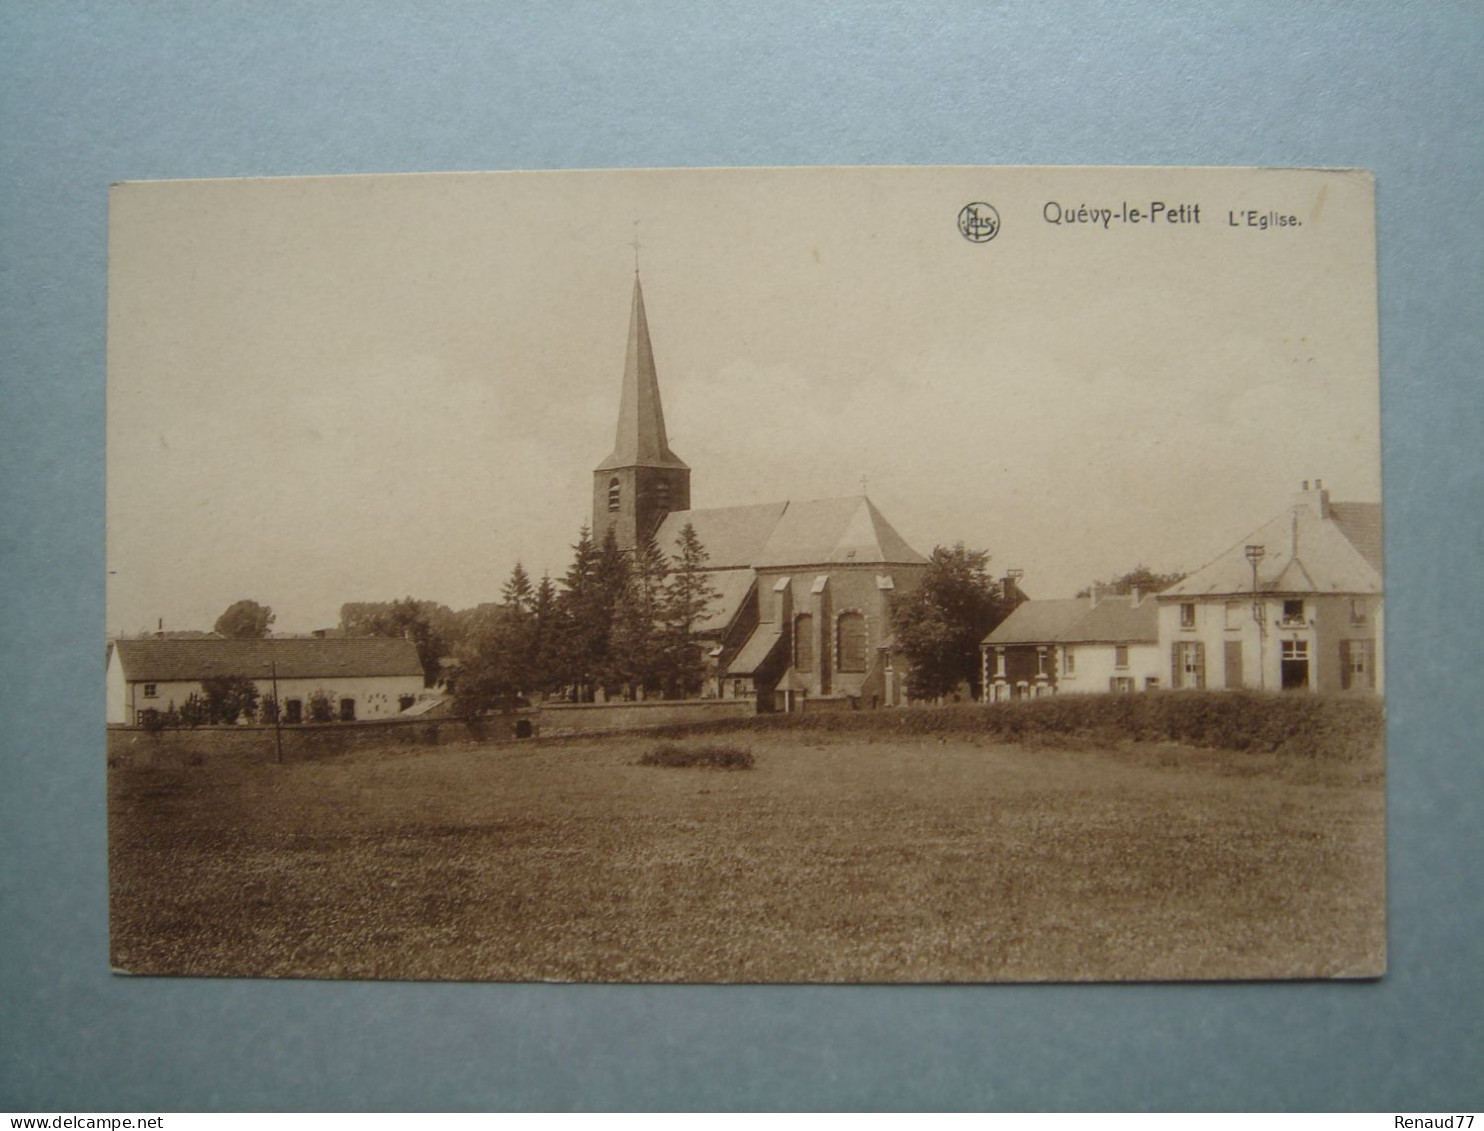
654 495 926 573
653 502 789 569
982 595 1158 647
111 636 424 682
1328 502 1384 573
727 625 784 676
1162 501 1383 599
755 496 927 568
982 599 1086 645
595 275 688 472
696 568 758 634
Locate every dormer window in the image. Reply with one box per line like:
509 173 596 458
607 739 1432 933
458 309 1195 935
1179 603 1196 629
607 477 621 512
1349 598 1368 625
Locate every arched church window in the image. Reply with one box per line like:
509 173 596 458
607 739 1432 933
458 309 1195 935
837 611 867 672
794 614 814 673
608 477 621 512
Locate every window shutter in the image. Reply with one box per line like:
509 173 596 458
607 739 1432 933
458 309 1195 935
1194 641 1206 689
1171 642 1181 689
1339 640 1352 690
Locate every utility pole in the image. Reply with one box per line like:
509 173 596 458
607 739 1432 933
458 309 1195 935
1246 544 1266 691
270 660 283 764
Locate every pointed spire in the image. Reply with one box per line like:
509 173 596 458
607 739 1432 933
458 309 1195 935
597 273 688 471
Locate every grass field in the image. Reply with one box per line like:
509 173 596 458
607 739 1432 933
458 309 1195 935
108 725 1385 983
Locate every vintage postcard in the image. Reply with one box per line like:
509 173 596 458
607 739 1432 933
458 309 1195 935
107 166 1383 982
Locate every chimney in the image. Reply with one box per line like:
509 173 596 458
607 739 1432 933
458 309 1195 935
1293 478 1331 519
1130 585 1142 608
1088 584 1099 609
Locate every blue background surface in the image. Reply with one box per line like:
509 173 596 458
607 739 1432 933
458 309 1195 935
1 1 1480 1112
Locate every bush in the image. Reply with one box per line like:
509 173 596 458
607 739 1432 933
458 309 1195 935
657 691 1382 762
638 742 755 770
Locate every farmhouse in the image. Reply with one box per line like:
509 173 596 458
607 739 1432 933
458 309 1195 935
980 591 1162 701
106 636 425 725
1156 481 1383 693
592 274 929 710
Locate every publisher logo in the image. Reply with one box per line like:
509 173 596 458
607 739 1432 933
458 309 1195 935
958 202 1000 243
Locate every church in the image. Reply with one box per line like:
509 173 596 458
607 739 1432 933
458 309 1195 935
592 273 929 711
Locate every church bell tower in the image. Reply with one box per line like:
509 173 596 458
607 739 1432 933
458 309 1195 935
593 273 690 551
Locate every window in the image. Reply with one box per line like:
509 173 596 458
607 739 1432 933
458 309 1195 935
1281 638 1310 691
1144 676 1160 691
837 612 867 672
1340 639 1375 690
607 477 621 512
338 697 356 722
1281 599 1306 627
1063 647 1076 675
1224 601 1243 630
1110 676 1134 694
1036 647 1048 676
1350 599 1368 625
1171 641 1205 689
1180 603 1196 629
793 614 814 673
285 698 302 724
142 682 158 699
1114 645 1129 669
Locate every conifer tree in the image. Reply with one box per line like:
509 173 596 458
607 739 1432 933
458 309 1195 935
607 535 670 697
501 561 535 612
662 522 721 698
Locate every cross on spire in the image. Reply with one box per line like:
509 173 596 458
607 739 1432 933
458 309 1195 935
631 221 642 275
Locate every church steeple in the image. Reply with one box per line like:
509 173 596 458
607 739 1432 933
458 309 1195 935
593 272 691 551
597 274 688 472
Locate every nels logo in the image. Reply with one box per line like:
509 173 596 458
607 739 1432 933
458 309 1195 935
957 202 1000 244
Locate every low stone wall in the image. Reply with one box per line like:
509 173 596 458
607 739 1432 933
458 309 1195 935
106 712 535 767
800 694 861 714
538 698 753 737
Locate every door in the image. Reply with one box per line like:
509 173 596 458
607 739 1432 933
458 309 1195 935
1224 640 1244 689
1280 640 1309 691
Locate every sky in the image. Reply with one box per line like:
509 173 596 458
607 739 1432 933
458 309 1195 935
106 166 1381 635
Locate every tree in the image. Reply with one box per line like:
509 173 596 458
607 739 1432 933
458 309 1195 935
529 573 560 698
501 562 534 612
893 543 1018 701
549 525 609 700
199 674 261 724
452 603 535 715
606 536 671 697
340 597 451 687
661 522 721 698
214 600 274 639
1076 564 1186 598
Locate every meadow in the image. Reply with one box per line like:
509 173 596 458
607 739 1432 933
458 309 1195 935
108 698 1385 983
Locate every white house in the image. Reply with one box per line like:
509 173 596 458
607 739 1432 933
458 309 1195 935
106 636 426 725
1156 481 1383 694
981 591 1162 701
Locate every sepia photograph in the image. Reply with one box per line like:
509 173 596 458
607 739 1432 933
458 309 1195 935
106 165 1384 983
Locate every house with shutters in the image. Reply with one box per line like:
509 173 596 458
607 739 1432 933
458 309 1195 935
1156 481 1383 694
980 590 1163 701
590 273 929 710
106 635 426 725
